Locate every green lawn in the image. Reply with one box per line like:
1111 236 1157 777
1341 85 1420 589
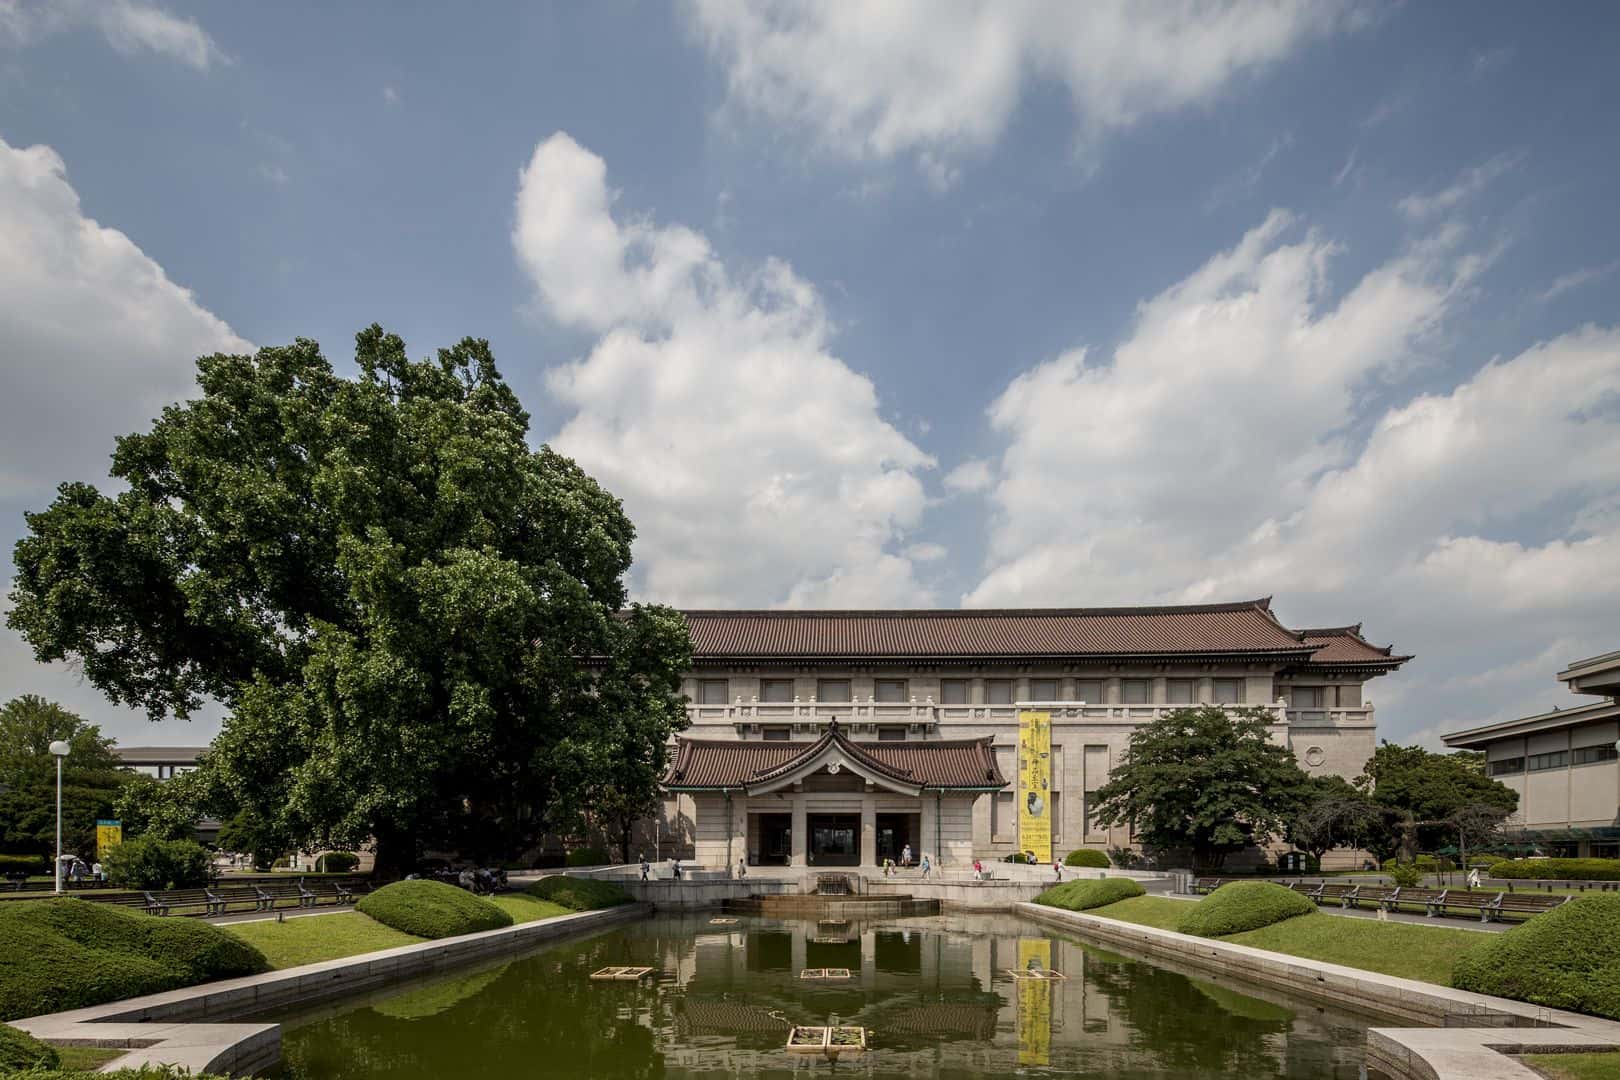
56 1045 127 1070
1078 895 1485 985
488 893 571 924
225 911 424 968
1521 1052 1620 1079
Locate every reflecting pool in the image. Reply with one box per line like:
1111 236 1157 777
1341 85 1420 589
271 912 1392 1078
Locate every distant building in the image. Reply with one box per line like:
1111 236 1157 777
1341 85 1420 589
1443 649 1620 859
112 745 208 781
658 599 1408 868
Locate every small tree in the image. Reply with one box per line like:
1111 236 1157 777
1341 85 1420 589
1286 775 1388 865
1092 706 1312 870
1357 743 1518 863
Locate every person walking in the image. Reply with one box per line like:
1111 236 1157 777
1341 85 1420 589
972 858 984 881
672 858 683 880
640 854 650 881
920 853 932 880
1052 859 1063 882
736 857 748 879
901 843 913 868
1467 867 1481 890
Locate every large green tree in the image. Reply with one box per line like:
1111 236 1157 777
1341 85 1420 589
1355 743 1518 861
8 327 691 874
0 695 131 860
1092 706 1312 870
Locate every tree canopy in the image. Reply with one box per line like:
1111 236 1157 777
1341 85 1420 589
0 695 130 859
8 327 691 872
1091 706 1312 869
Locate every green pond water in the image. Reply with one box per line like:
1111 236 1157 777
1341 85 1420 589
269 911 1392 1078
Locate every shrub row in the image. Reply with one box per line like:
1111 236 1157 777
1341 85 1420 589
1381 855 1456 873
0 898 268 1021
525 876 632 911
102 835 213 890
355 880 512 940
1063 848 1110 868
1035 878 1144 911
0 1022 59 1071
1488 858 1620 882
0 854 46 875
1451 895 1620 1020
1176 881 1316 937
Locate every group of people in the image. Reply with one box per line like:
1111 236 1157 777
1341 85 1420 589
880 844 932 878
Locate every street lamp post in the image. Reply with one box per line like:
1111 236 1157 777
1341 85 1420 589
49 740 71 894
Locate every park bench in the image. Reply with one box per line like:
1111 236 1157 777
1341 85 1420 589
253 881 319 910
1192 877 1228 894
1350 885 1399 910
1489 892 1570 922
1382 886 1451 917
1301 882 1358 908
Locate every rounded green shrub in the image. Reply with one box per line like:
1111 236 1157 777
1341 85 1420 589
1488 858 1620 882
0 1021 60 1070
355 880 512 939
1175 881 1316 938
1035 878 1145 911
1063 848 1110 868
1388 862 1422 888
564 847 610 867
0 898 268 1021
525 875 632 911
1452 895 1620 1018
315 851 359 873
1381 855 1455 873
102 835 213 890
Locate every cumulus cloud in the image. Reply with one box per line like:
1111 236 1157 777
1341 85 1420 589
685 0 1356 179
0 136 250 499
0 0 227 69
965 208 1620 742
513 132 935 607
943 458 995 494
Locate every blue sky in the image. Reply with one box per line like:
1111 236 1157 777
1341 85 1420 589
2 1 1618 748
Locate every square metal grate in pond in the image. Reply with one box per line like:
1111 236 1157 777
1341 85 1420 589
786 1026 867 1052
708 917 739 925
799 967 852 980
589 966 654 981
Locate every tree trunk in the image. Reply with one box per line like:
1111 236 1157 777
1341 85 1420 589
371 829 416 881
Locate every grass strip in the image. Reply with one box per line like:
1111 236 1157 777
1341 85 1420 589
225 911 423 969
1519 1052 1620 1079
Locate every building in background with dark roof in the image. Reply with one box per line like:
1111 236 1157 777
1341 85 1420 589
656 598 1408 869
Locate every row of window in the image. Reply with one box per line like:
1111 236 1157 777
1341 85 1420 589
695 677 1256 706
1488 745 1619 776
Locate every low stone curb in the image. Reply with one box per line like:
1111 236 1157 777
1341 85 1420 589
1015 902 1620 1080
14 902 651 1075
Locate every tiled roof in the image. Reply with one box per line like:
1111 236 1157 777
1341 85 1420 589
113 746 209 765
681 599 1313 660
1295 626 1411 668
663 724 1006 791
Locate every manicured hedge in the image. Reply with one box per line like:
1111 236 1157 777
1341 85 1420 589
1381 855 1456 873
355 880 512 939
564 848 610 867
0 898 268 1021
1035 878 1145 911
1063 848 1111 868
315 851 360 873
1488 858 1620 882
0 1022 59 1071
525 876 632 911
0 854 47 874
1176 881 1316 938
1451 895 1620 1019
101 835 212 890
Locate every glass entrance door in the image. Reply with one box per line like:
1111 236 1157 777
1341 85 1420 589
807 814 860 866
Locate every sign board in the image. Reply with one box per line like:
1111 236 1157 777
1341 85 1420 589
1017 710 1052 863
95 819 122 859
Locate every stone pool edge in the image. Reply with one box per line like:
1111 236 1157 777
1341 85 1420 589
1015 901 1620 1080
13 902 652 1075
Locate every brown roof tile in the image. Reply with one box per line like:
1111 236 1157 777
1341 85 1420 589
681 598 1312 660
1295 625 1411 668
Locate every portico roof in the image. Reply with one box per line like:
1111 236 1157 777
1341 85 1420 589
662 722 1007 796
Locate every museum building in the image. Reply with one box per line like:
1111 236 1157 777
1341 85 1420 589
656 598 1408 869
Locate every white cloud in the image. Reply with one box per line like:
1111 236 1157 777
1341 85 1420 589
0 136 250 499
1538 260 1620 304
0 0 227 69
513 132 936 608
382 84 401 106
904 541 948 563
943 458 994 494
1397 150 1525 220
686 0 1357 178
256 163 289 185
964 209 1620 744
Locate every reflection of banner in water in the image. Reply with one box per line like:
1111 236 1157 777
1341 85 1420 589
1016 938 1052 1066
95 819 122 859
1017 710 1052 863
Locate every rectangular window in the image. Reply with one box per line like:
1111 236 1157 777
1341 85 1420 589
1121 680 1151 704
1166 679 1197 704
762 727 790 742
1074 680 1103 703
817 679 851 703
877 726 906 741
1292 686 1325 708
1030 678 1059 701
760 679 794 703
1489 756 1525 776
874 678 908 703
986 679 1014 705
1050 791 1061 843
1527 751 1570 772
940 679 969 704
697 679 729 705
993 791 1015 838
1575 745 1619 766
1212 678 1245 704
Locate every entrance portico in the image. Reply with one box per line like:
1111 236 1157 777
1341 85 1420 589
663 721 1006 869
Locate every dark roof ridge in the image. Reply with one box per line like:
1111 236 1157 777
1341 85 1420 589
679 598 1277 619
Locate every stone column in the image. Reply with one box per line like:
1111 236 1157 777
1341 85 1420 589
791 794 808 868
860 792 877 867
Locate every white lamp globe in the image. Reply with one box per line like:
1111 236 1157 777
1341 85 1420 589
48 740 71 757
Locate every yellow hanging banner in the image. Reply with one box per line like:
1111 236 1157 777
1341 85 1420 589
1016 938 1053 1066
1017 710 1052 863
95 819 122 859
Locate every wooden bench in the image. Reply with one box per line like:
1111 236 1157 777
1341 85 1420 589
1489 892 1569 922
1192 877 1228 894
1301 882 1358 908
